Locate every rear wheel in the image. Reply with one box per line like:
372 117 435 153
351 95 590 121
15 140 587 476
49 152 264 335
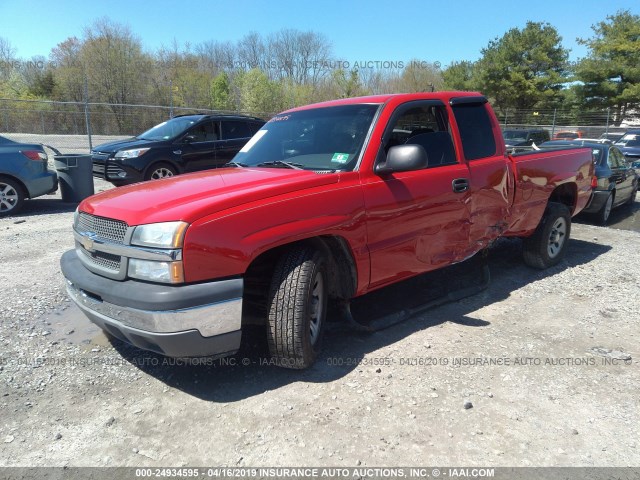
267 246 328 369
145 163 176 181
625 184 637 206
0 178 25 217
594 193 613 225
523 202 571 269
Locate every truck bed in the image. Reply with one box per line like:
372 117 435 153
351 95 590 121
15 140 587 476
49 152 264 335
505 147 594 236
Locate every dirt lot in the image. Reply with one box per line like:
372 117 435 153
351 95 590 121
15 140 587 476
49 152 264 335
0 183 638 468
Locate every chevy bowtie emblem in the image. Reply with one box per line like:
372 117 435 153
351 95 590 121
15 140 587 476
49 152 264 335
81 234 96 252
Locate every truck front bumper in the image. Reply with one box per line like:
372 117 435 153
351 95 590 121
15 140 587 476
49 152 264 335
60 250 243 358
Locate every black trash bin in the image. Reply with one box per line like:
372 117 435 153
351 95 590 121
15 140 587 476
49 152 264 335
54 154 95 203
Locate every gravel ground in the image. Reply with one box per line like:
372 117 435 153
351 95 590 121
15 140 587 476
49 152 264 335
0 183 638 467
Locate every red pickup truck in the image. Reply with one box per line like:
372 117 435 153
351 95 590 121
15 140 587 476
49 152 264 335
61 92 594 368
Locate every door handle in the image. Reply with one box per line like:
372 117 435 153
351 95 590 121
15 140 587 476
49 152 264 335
452 178 469 193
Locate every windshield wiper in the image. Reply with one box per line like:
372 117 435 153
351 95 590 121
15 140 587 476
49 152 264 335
256 160 304 170
224 161 248 168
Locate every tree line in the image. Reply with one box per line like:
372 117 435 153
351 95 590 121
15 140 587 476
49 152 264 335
0 10 638 134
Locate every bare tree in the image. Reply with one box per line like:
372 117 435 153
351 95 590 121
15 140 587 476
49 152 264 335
81 18 153 131
269 29 333 86
50 37 85 102
0 37 17 83
237 32 269 72
195 40 236 75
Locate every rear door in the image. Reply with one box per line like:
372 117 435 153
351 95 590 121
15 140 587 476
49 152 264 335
608 147 634 205
362 100 472 289
216 120 254 165
450 97 513 247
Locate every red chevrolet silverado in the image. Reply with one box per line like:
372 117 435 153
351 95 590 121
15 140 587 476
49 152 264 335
61 92 594 368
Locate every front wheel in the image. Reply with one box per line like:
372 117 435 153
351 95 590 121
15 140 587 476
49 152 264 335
523 202 571 269
145 162 177 181
267 246 328 369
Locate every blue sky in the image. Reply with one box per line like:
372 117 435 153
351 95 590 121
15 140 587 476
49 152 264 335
1 0 638 66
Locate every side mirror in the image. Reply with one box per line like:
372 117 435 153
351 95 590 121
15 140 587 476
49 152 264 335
375 144 428 175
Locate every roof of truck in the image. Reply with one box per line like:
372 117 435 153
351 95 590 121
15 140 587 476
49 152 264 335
283 91 484 113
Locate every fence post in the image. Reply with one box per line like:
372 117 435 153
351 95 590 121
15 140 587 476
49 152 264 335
84 76 93 152
605 107 610 135
551 108 557 139
169 78 174 119
504 109 508 129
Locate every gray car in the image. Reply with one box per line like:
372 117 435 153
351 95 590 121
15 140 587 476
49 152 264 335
0 135 58 216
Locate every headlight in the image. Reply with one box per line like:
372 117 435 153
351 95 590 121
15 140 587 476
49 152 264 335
114 148 150 159
128 259 184 284
131 222 188 248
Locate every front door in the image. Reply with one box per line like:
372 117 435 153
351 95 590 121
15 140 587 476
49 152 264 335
362 101 472 290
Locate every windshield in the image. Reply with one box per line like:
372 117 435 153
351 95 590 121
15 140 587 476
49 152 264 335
615 133 640 147
233 105 379 171
138 116 204 141
503 131 527 141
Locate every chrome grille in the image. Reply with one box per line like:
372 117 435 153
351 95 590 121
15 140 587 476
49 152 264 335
76 213 128 244
93 163 105 175
79 248 121 271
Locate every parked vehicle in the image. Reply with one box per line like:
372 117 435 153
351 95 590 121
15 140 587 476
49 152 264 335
553 130 585 140
0 135 58 217
615 130 640 162
92 114 265 186
503 129 550 149
541 140 638 224
61 92 594 369
600 131 625 143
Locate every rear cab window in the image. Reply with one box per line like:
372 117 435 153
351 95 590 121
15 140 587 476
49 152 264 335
451 100 497 160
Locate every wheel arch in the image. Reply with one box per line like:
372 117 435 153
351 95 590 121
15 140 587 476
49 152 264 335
241 235 358 327
143 160 182 179
549 182 578 215
0 174 29 198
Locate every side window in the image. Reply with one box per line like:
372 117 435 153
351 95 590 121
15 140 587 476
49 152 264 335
381 104 457 167
451 103 497 160
609 148 626 169
222 120 251 140
187 121 219 142
248 121 264 135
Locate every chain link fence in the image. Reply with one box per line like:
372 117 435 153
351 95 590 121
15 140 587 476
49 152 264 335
496 108 640 139
2 98 640 154
0 98 273 154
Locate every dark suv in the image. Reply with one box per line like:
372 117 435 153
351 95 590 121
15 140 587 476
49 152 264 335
503 129 550 149
92 114 265 185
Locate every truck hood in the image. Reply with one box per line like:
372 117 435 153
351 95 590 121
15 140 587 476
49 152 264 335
92 137 160 154
79 168 340 225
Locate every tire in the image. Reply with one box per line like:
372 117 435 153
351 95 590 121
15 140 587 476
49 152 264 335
594 193 613 225
145 162 176 181
267 246 328 369
625 184 637 206
0 177 25 217
523 202 571 269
